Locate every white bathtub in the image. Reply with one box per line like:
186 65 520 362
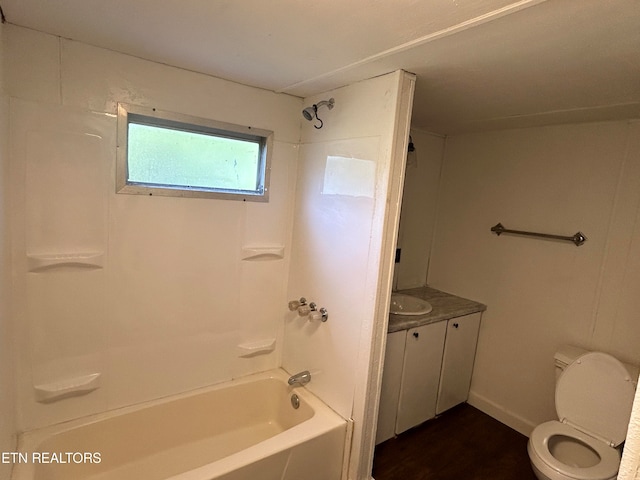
13 369 348 480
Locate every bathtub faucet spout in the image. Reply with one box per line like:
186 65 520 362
288 370 311 386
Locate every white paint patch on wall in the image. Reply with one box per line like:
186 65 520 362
323 155 376 198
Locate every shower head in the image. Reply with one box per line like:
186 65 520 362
301 98 335 129
302 106 316 121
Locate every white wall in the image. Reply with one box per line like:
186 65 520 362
0 20 17 480
428 120 640 434
394 129 445 290
620 386 640 480
283 71 415 479
6 24 302 431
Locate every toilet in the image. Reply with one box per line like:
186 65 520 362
528 346 638 480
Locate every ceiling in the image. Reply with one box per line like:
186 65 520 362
2 0 639 134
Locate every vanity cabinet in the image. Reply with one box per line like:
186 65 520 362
436 312 481 414
396 322 446 433
375 312 482 444
375 331 406 444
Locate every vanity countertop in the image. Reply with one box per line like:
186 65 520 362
388 286 486 333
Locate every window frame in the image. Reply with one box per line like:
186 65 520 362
116 103 273 202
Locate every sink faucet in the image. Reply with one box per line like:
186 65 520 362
288 370 311 386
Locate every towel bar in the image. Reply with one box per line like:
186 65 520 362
490 223 587 246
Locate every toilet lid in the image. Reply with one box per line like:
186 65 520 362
556 352 636 446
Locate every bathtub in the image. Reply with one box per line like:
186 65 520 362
13 369 348 480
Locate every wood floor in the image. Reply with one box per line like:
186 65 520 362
372 403 538 480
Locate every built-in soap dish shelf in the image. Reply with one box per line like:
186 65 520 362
34 373 101 403
240 246 284 261
27 252 104 272
237 339 276 358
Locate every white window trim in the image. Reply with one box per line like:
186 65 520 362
116 103 273 201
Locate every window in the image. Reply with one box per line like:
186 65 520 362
117 103 272 201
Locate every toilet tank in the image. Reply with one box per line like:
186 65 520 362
555 345 640 385
554 345 588 381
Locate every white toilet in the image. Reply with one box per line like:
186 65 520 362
528 346 638 480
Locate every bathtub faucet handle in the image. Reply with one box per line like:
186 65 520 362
288 297 307 311
288 370 311 387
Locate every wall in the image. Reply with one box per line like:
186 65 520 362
0 20 17 480
620 386 640 480
283 71 415 479
6 24 302 432
394 129 445 290
428 120 640 434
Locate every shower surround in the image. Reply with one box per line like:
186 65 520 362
5 24 414 480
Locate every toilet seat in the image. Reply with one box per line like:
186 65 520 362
529 421 620 480
528 352 636 480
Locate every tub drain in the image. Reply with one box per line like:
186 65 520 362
290 393 300 409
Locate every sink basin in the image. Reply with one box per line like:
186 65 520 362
389 293 433 316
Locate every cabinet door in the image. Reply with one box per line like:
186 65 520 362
436 313 481 414
396 321 446 434
375 331 407 444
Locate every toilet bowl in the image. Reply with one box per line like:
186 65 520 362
528 351 636 480
528 421 620 480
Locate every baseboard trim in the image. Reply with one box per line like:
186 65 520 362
467 390 536 437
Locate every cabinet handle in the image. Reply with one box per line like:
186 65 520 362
413 332 419 338
453 323 459 329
